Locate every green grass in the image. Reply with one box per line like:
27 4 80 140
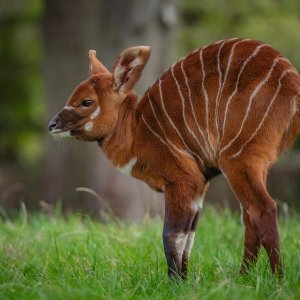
0 207 299 300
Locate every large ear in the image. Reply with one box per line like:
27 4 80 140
112 46 151 94
89 50 109 75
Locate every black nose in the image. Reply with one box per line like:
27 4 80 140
48 119 58 132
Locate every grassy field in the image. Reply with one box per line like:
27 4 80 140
0 206 299 300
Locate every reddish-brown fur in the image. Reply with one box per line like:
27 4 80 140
49 39 300 279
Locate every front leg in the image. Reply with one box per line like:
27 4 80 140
163 181 207 279
181 210 200 278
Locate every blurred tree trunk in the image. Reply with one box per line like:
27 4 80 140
43 0 178 220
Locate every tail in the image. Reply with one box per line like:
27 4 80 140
278 94 300 154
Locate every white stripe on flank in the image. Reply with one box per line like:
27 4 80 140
278 57 299 74
147 93 194 160
215 39 248 146
215 38 238 45
141 114 181 161
215 39 225 45
158 79 204 166
220 44 266 146
181 58 211 159
172 61 208 160
199 46 216 159
214 40 227 145
220 56 281 156
230 69 294 158
278 57 299 75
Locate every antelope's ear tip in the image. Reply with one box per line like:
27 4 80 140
136 46 151 56
140 46 151 57
139 46 151 52
121 46 151 57
89 50 97 58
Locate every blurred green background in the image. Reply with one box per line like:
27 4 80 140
0 0 300 219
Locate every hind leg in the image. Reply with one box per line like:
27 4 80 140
221 157 283 276
240 208 261 273
240 165 268 274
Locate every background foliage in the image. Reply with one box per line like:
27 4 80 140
0 0 44 166
0 0 300 215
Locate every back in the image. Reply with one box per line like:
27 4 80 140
137 38 300 166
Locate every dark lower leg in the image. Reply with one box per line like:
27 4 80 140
163 182 205 279
250 203 284 276
240 209 261 274
181 209 200 277
181 231 195 277
163 230 187 278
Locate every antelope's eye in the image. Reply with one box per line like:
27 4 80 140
81 99 94 107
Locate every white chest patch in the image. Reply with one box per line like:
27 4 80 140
117 157 137 176
191 197 204 211
85 121 93 131
90 106 100 120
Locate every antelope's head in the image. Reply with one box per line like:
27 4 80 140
48 46 151 143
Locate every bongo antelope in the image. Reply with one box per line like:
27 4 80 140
49 38 300 278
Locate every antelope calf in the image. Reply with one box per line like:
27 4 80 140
49 38 300 279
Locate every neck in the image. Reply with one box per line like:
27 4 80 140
101 93 138 167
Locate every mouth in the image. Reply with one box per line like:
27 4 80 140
50 129 72 138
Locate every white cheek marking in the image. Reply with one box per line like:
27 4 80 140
64 106 74 110
117 157 137 176
85 121 93 131
90 106 100 120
